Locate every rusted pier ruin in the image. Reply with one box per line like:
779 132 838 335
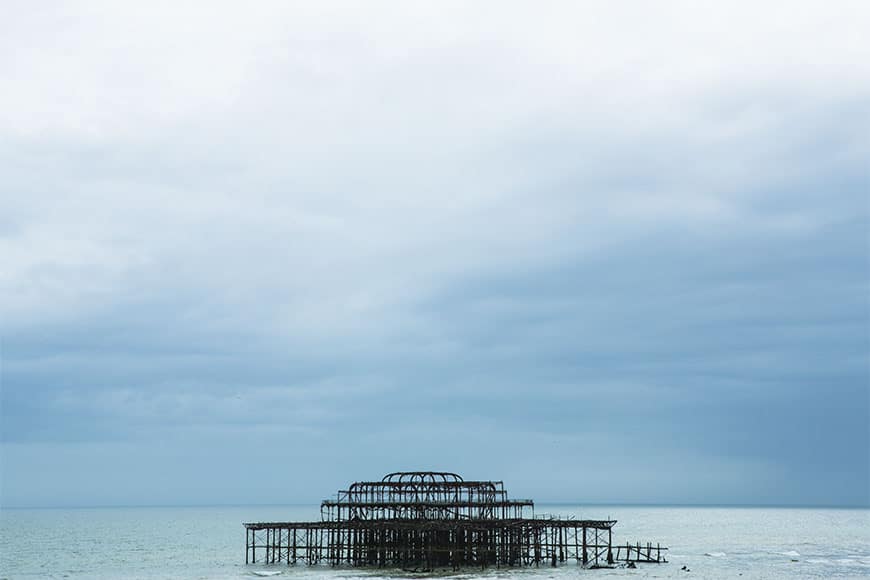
244 471 666 570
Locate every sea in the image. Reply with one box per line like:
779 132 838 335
1 505 868 579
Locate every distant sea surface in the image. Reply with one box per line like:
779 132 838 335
1 505 868 579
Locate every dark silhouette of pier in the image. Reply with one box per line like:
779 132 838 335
243 471 666 569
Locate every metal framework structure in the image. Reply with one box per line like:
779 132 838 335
244 471 666 570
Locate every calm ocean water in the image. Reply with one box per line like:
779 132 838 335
1 505 868 579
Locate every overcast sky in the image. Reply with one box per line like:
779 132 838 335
1 1 868 508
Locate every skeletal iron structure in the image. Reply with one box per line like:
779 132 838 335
244 471 666 569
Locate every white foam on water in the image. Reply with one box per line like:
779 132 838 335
834 558 856 565
806 557 866 567
704 552 726 558
251 572 283 577
778 550 800 557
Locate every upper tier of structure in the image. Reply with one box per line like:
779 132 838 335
320 471 535 521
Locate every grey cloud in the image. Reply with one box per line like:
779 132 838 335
1 1 868 508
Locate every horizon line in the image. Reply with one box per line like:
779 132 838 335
2 500 868 510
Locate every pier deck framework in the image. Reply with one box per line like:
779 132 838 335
244 471 666 569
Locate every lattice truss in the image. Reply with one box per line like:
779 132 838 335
321 471 534 521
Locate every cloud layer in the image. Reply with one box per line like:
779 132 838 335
1 1 868 507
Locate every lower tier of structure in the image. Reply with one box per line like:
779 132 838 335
243 518 666 569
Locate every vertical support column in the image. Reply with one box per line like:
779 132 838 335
582 527 588 566
549 527 557 567
572 526 578 563
252 529 257 563
607 528 613 564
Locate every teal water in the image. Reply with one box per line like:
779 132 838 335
1 505 868 579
